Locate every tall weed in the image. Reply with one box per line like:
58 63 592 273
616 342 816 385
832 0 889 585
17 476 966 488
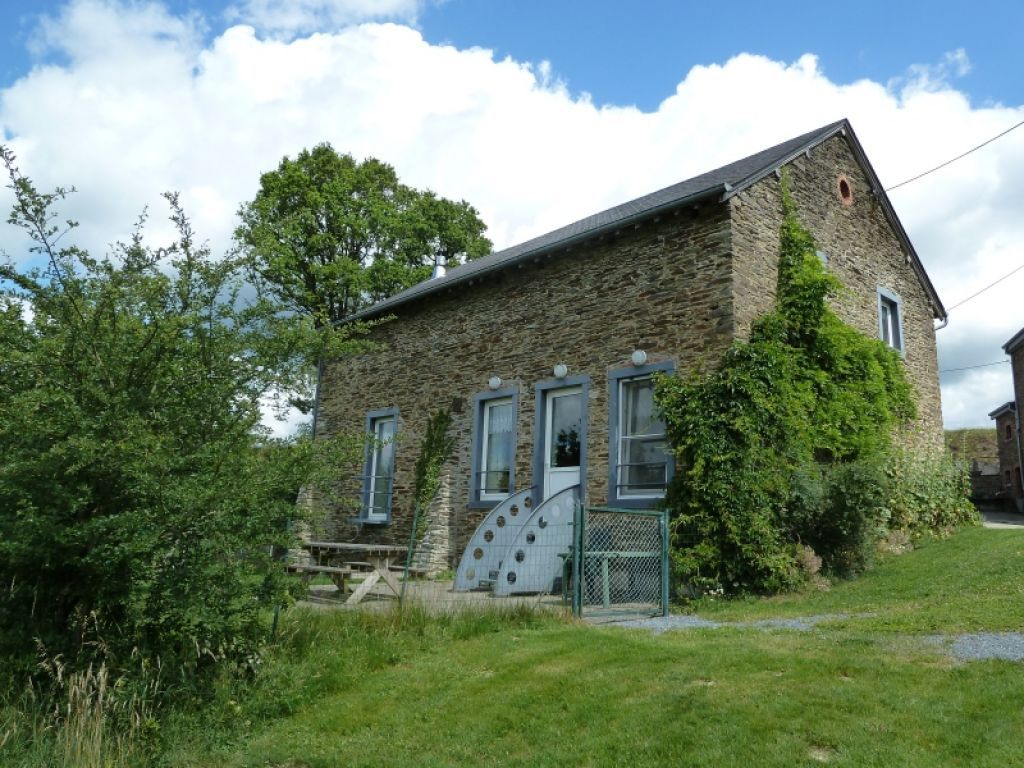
2 654 160 768
886 449 979 535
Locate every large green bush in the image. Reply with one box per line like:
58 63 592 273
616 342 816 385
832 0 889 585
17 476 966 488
0 149 359 689
656 172 971 596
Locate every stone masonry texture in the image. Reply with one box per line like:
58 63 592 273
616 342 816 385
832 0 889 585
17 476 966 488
730 135 943 447
993 410 1019 503
315 133 945 568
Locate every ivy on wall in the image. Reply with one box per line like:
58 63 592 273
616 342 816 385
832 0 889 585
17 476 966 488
411 409 455 543
656 171 973 596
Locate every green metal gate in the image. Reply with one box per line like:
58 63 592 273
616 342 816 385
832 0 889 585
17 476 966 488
572 505 669 621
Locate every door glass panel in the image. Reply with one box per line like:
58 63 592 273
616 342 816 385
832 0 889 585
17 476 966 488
549 392 581 468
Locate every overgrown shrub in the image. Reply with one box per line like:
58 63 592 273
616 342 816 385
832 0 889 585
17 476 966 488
886 449 978 535
819 459 889 576
657 171 968 597
0 149 359 693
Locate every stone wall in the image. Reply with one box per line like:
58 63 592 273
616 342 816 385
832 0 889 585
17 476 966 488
970 466 1003 502
729 134 944 447
316 205 735 566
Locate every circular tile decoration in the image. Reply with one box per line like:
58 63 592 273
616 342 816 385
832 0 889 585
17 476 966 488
466 568 475 581
473 547 483 560
538 516 547 529
483 529 494 543
526 531 536 544
496 515 506 528
510 504 519 516
515 550 525 563
524 497 532 508
507 571 517 584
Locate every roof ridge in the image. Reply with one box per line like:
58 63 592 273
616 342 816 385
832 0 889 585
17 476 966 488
346 118 944 323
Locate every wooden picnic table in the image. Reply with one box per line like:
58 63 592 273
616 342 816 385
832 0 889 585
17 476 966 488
304 541 408 605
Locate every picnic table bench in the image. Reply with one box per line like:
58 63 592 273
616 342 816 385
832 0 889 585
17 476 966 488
285 563 353 591
303 541 409 605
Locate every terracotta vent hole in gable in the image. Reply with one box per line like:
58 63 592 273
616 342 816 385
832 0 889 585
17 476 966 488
837 175 853 206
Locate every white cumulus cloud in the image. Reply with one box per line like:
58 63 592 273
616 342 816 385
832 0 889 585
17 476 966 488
2 0 1022 433
225 0 425 36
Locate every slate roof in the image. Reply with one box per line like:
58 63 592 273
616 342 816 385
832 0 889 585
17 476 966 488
349 118 945 322
989 401 1016 419
1003 327 1024 355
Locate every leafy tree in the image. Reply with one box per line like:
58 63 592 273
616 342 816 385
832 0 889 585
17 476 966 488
235 143 492 327
0 147 360 686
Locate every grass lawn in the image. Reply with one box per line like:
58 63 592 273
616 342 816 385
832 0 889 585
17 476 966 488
692 525 1024 633
149 526 1024 768
10 527 1018 767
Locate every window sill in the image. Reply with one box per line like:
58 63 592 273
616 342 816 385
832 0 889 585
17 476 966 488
348 517 390 526
468 497 507 510
606 495 667 510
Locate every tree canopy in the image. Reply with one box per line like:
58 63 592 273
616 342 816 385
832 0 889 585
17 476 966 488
235 144 492 327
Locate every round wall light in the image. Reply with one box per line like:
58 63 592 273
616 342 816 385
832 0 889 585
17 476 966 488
553 363 568 379
631 349 648 367
487 376 503 391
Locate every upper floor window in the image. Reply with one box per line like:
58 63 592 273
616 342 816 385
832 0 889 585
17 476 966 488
1006 423 1014 442
360 408 398 523
608 361 674 507
470 388 518 508
877 287 904 354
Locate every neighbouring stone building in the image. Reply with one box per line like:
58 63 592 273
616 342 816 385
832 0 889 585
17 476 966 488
313 119 947 572
989 328 1024 510
946 429 1001 501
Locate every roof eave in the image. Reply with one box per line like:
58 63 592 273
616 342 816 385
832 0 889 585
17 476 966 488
719 120 847 203
989 401 1016 419
345 183 728 323
1003 327 1024 354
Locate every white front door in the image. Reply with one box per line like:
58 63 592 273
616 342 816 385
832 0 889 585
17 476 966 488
543 386 582 499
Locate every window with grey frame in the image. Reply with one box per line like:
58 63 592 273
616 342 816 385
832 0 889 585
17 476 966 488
878 288 903 353
470 390 517 507
609 368 672 505
479 396 515 501
361 411 397 522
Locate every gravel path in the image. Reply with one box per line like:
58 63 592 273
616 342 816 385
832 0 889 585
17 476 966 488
616 613 1024 662
617 612 867 633
925 632 1024 662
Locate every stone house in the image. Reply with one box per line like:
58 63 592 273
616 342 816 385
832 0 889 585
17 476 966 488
989 327 1024 510
313 119 946 572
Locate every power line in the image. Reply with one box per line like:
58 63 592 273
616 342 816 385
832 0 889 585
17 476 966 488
946 261 1024 312
885 118 1024 192
939 359 1010 374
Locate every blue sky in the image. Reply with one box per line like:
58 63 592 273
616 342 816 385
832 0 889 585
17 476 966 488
1 0 1023 433
419 0 1024 110
5 0 1022 110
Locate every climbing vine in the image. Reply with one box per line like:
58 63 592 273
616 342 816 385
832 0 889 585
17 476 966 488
655 171 971 596
411 409 455 543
